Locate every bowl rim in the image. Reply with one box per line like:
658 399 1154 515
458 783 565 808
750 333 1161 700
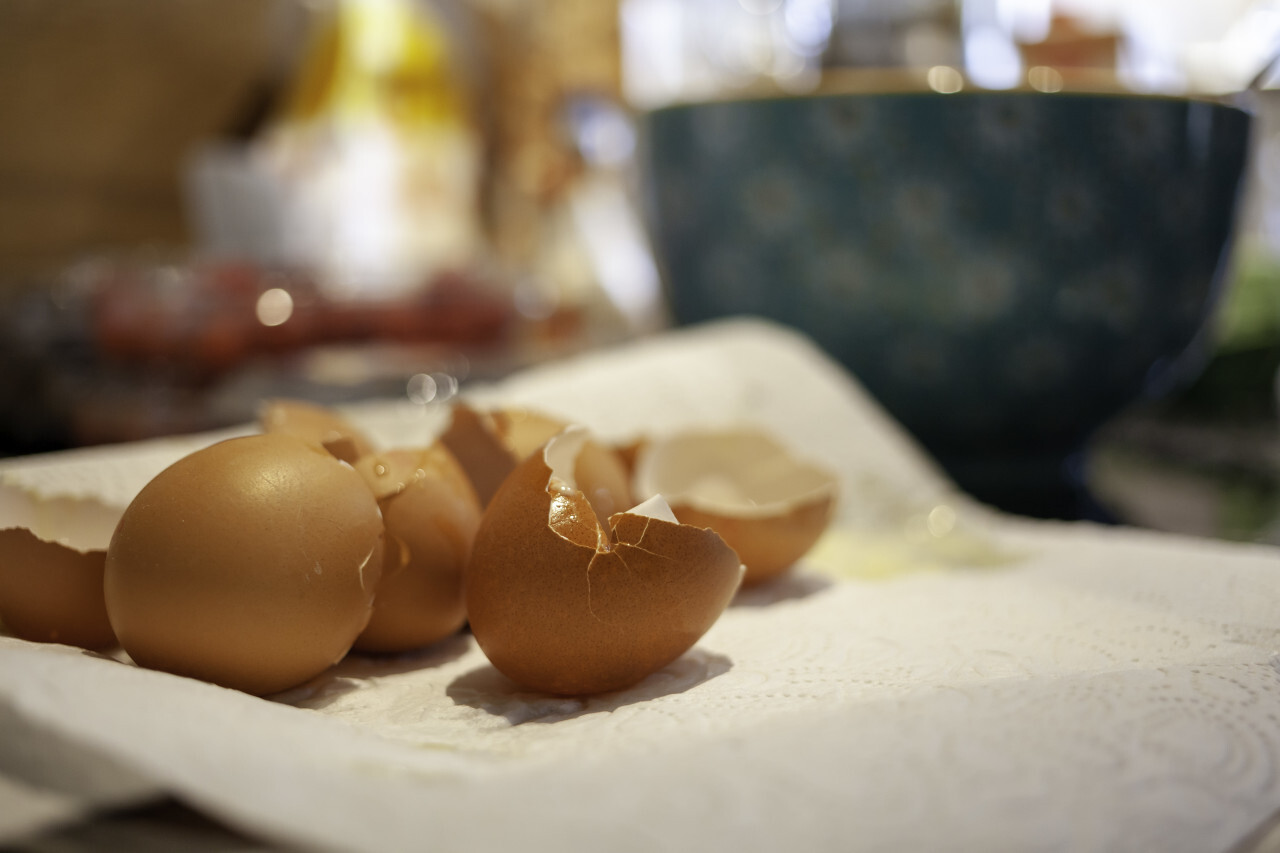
643 66 1249 114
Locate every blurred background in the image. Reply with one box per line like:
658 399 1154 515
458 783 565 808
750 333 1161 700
3 0 1280 539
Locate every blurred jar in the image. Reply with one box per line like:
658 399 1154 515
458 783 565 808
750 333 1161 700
188 0 488 301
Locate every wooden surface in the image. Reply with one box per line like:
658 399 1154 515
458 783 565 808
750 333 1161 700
0 0 291 281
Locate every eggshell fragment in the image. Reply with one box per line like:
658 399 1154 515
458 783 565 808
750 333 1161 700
437 404 518 507
440 403 632 519
466 427 744 696
611 437 647 480
259 398 375 464
351 444 482 653
497 407 572 460
632 428 838 586
104 433 385 695
0 528 116 649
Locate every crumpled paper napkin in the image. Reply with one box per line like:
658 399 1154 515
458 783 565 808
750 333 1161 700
3 317 1280 853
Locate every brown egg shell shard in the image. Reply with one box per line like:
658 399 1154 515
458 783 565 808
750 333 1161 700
352 445 482 653
438 403 520 507
0 527 116 649
666 500 834 586
465 428 743 696
104 433 385 696
611 437 648 481
440 403 633 521
632 429 838 587
495 407 571 460
258 398 375 464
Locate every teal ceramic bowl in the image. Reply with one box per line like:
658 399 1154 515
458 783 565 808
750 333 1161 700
639 87 1252 517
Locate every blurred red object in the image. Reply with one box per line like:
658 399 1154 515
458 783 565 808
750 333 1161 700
88 258 515 381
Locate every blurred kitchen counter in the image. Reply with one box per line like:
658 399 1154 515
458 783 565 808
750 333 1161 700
0 252 641 458
1088 343 1280 544
1087 242 1280 543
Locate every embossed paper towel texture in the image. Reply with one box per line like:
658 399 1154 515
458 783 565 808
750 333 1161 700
3 318 1280 853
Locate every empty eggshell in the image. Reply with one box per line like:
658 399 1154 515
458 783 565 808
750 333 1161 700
611 437 647 480
104 433 385 695
497 407 572 459
437 404 519 507
632 428 838 587
0 528 116 649
440 403 632 517
465 426 744 696
351 444 482 653
259 398 375 464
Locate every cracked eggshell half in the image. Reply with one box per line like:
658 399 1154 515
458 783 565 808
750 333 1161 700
259 398 375 464
632 428 838 587
104 433 385 695
465 426 744 696
437 403 523 506
351 443 482 653
440 403 632 517
0 528 116 649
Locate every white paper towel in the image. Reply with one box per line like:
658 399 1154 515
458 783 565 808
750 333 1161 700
3 318 1280 852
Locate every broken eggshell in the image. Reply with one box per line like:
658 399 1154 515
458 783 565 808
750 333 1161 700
465 426 744 696
439 403 632 518
436 403 524 506
631 428 838 587
259 398 375 464
0 527 116 649
104 433 385 696
351 443 482 653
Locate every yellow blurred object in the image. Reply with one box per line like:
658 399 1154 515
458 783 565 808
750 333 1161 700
279 0 469 130
257 0 485 298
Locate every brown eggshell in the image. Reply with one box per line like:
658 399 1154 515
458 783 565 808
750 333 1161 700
568 436 633 528
440 403 633 519
0 528 116 649
438 404 519 507
465 427 743 696
351 444 482 653
259 398 375 464
104 433 385 695
611 437 647 480
632 428 838 587
496 408 570 459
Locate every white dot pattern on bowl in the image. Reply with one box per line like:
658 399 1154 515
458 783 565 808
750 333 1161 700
644 92 1251 453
